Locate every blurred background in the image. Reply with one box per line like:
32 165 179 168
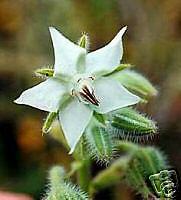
0 0 180 199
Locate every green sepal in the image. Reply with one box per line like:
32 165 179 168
111 69 158 100
85 118 114 163
42 112 57 134
108 107 157 141
35 67 54 78
78 33 89 49
76 33 89 73
93 112 106 124
105 63 134 76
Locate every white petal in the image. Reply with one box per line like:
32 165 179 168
49 27 86 76
86 26 127 76
59 99 92 154
93 77 140 114
14 78 66 112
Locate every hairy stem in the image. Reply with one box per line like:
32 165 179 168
74 138 91 192
77 159 91 192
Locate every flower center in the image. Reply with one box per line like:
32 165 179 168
72 76 99 106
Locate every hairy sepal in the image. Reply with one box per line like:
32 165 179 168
108 107 158 142
111 69 158 100
85 117 115 164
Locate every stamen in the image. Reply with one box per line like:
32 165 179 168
77 78 82 83
89 76 95 80
80 91 99 106
71 89 75 96
73 76 99 106
80 85 99 106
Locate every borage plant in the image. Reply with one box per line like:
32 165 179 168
15 26 171 199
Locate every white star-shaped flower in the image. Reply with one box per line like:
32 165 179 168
14 26 140 153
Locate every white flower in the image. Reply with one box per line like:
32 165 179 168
14 26 140 153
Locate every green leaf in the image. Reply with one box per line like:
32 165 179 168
108 107 157 141
111 69 158 100
85 118 114 163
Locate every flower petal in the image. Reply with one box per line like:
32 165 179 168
93 77 140 114
59 99 93 154
86 26 127 76
49 27 86 76
14 78 66 112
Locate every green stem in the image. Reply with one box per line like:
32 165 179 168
77 159 91 192
74 137 91 192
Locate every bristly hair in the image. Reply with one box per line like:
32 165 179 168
85 125 117 165
107 107 158 143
